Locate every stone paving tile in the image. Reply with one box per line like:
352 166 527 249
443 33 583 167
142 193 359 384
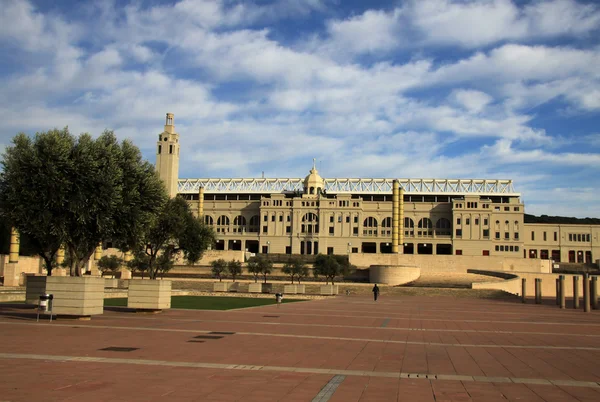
1 294 600 401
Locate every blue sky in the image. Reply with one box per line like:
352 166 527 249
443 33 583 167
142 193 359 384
1 0 599 217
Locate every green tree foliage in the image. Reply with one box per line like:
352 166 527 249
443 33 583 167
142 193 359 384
246 255 273 283
282 257 309 284
97 255 123 277
127 251 149 279
313 254 353 285
246 256 262 283
134 196 216 280
227 259 242 282
211 259 227 282
0 128 167 276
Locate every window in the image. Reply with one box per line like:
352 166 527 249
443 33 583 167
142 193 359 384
484 219 488 226
457 218 461 225
482 250 489 256
286 246 291 255
514 207 520 211
500 245 504 251
330 216 334 223
455 250 462 255
346 216 350 223
354 216 358 224
569 234 573 241
286 226 291 233
531 231 535 241
271 215 275 222
329 227 334 235
327 247 334 255
504 206 510 211
495 232 500 239
455 229 462 237
287 215 291 222
543 232 547 241
263 215 268 222
474 218 479 225
353 227 358 235
515 246 519 252
169 145 173 154
554 232 557 241
262 226 268 233
504 232 509 240
157 145 161 154
466 218 470 225
514 232 519 240
495 245 499 251
483 229 489 238
338 215 342 223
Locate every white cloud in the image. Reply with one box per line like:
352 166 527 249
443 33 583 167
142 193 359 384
450 89 493 114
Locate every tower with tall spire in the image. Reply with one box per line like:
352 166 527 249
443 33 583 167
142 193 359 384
155 113 180 198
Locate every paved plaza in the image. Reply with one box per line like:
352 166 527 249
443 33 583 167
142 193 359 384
1 294 600 401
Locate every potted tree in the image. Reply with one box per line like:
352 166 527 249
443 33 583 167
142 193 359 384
313 254 353 295
228 259 242 292
211 259 228 291
282 257 308 294
2 129 165 317
246 255 273 293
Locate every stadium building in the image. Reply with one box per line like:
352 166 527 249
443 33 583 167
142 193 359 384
156 113 599 270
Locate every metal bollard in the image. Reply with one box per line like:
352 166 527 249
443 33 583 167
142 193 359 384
591 277 598 310
555 278 560 305
583 274 590 313
559 275 565 309
521 278 526 303
573 276 580 309
535 278 542 304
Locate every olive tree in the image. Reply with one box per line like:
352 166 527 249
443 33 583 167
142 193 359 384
211 259 227 282
282 257 308 284
133 196 216 280
97 255 122 277
313 254 353 285
0 128 166 276
227 259 242 282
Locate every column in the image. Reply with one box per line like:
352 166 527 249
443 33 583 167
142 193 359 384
198 186 204 217
392 180 399 253
399 187 405 254
4 228 21 286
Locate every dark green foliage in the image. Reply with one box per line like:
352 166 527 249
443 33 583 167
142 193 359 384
282 257 309 284
313 254 354 285
246 254 273 284
227 259 242 282
0 128 167 276
211 259 227 282
524 214 600 224
134 196 216 280
97 255 123 277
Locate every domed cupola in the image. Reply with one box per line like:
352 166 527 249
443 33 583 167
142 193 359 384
303 159 324 197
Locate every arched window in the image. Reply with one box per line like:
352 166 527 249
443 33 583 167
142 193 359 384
404 217 414 237
248 215 260 233
363 217 378 236
381 217 392 236
435 218 451 236
302 213 318 234
204 215 214 225
418 218 433 237
216 215 230 233
233 215 246 233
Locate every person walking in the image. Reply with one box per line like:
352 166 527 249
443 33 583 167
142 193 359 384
372 284 380 301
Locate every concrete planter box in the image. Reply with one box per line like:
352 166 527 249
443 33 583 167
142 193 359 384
283 284 297 294
128 280 171 310
25 276 105 317
320 284 339 295
213 282 240 292
284 284 306 294
248 283 262 293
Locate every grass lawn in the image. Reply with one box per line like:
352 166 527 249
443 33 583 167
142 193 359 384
104 295 303 310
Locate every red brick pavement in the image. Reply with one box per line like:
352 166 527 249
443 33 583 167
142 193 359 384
1 295 600 401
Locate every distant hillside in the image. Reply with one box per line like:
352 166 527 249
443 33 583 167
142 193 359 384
525 214 600 225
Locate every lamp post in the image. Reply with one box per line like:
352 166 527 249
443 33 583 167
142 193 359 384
267 241 270 254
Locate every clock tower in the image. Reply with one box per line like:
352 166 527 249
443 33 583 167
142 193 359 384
156 112 180 198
